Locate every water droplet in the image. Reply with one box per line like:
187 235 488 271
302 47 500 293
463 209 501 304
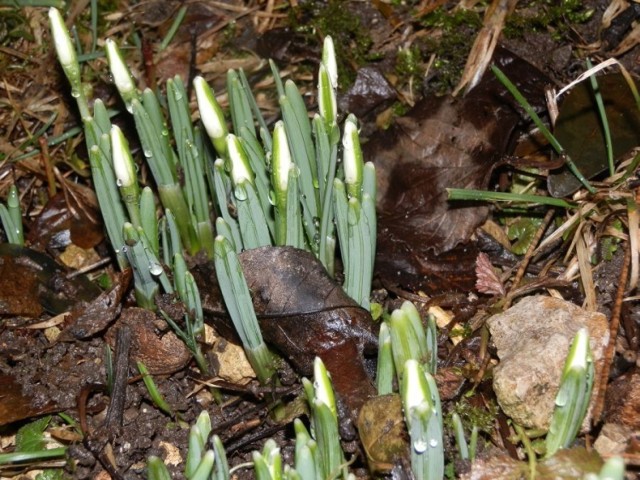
268 191 276 206
116 178 123 187
312 216 321 228
234 187 247 201
149 263 163 276
429 439 438 448
313 178 319 189
161 129 169 137
71 88 80 99
413 440 427 453
174 91 183 101
121 246 128 253
143 149 152 158
555 396 567 407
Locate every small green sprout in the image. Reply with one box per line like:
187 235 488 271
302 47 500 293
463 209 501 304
105 38 138 110
0 185 23 245
302 357 348 479
137 361 173 416
49 7 89 119
545 327 595 457
194 76 229 160
401 359 444 480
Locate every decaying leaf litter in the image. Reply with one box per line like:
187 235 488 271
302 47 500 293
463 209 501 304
0 0 639 478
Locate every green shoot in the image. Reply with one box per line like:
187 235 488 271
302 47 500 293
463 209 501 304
401 359 444 480
0 185 23 245
545 328 595 457
301 357 348 480
213 235 277 383
137 361 173 416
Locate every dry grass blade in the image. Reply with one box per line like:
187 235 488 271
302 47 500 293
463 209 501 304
576 230 596 311
452 0 517 96
628 197 639 291
592 241 631 424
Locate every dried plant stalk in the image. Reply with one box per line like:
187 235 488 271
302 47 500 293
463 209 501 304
592 241 631 423
576 230 597 311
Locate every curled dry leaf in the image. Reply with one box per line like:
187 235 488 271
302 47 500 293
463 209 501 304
59 269 132 340
106 307 192 374
368 47 550 294
194 246 378 420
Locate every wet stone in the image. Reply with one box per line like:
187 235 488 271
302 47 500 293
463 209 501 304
487 295 608 430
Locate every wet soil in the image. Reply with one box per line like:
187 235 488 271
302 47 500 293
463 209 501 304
1 0 639 479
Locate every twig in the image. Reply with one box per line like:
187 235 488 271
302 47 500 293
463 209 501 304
38 136 56 198
592 242 631 423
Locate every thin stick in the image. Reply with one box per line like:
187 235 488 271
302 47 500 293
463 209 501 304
592 242 631 423
39 136 56 198
505 209 555 308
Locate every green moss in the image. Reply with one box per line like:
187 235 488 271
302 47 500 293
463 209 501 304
288 0 379 87
417 6 483 94
450 397 499 434
0 8 34 46
504 0 594 41
396 45 423 81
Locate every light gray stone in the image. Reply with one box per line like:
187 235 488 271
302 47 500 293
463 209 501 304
487 295 609 430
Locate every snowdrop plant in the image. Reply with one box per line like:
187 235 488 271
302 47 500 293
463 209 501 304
402 359 444 480
301 357 351 480
383 301 438 382
49 7 89 120
148 411 230 480
545 327 595 457
376 302 443 479
0 185 23 245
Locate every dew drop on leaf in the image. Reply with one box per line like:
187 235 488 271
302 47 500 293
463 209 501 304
413 440 427 453
234 187 247 201
149 263 163 276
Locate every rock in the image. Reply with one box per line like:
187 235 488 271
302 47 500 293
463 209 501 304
487 295 609 430
593 422 634 457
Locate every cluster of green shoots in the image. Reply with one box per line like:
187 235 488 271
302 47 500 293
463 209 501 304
48 6 375 381
147 357 352 480
378 301 444 479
